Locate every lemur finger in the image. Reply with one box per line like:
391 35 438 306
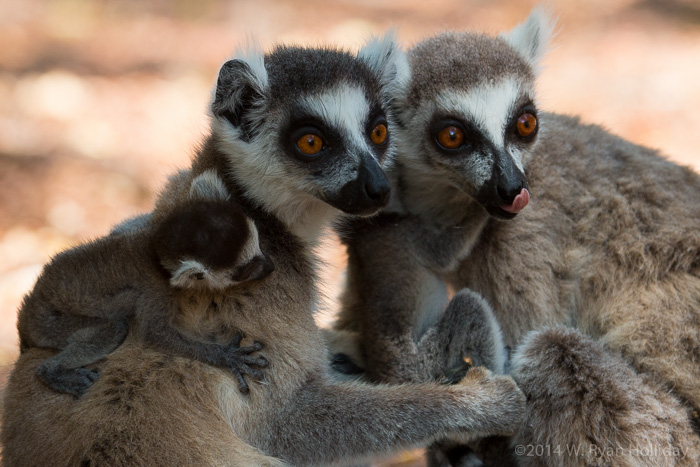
246 341 264 352
242 356 268 368
238 366 265 381
234 371 250 395
85 369 100 383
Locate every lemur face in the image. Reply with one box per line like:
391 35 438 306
153 200 274 291
396 9 553 220
211 36 407 218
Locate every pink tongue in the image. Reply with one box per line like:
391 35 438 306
501 188 530 214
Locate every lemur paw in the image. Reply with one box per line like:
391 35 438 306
36 365 100 398
223 333 268 394
456 367 526 437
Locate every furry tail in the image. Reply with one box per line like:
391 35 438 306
511 327 700 466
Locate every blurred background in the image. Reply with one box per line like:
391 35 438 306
0 0 699 464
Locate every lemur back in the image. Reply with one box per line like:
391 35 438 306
17 173 272 397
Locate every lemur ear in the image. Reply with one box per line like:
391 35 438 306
502 6 555 71
357 32 409 96
211 51 268 142
189 170 231 202
169 260 209 289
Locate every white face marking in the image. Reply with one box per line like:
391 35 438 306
214 81 381 245
300 85 373 159
169 260 231 290
434 78 528 173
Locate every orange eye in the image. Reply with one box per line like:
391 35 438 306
296 134 323 155
370 123 388 145
516 113 537 138
437 126 464 150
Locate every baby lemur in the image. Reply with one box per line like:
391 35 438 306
17 172 273 397
2 37 526 466
333 8 700 465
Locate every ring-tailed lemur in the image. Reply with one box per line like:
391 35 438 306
2 37 526 466
333 8 700 466
17 171 273 398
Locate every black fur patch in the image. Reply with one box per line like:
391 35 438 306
152 200 249 271
330 353 364 375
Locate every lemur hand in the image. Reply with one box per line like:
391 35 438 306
222 332 269 394
451 367 526 439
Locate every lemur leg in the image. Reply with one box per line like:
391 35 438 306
511 327 700 467
594 274 700 411
383 288 508 384
262 367 525 466
418 290 512 467
349 285 506 384
36 319 130 398
424 289 508 378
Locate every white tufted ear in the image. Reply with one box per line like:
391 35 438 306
211 42 269 142
358 31 409 94
502 6 556 71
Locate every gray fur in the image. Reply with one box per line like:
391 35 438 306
512 327 700 466
17 176 271 397
3 39 526 466
109 212 151 236
334 8 700 465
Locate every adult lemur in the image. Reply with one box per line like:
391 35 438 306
2 37 526 466
17 171 273 398
334 9 700 466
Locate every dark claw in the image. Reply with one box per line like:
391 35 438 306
234 371 250 394
242 356 268 368
85 368 100 383
239 366 265 381
237 341 263 353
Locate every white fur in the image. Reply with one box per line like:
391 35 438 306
169 260 234 290
435 78 527 174
300 85 371 158
501 6 555 71
358 31 410 94
215 117 339 246
189 169 231 202
231 40 269 90
239 218 262 265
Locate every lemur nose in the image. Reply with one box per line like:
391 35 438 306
497 182 524 204
364 179 391 204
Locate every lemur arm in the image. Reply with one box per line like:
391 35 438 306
138 301 268 394
340 215 505 383
262 368 524 466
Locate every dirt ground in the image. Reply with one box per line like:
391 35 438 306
1 0 699 464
